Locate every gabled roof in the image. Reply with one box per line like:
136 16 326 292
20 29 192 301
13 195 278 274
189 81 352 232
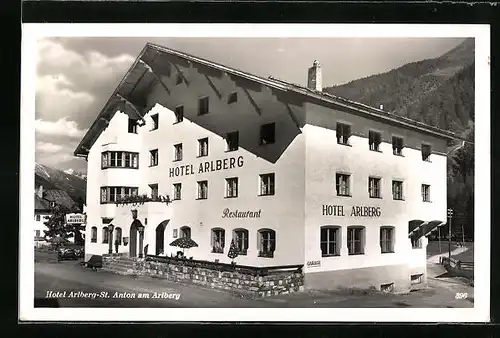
74 43 465 157
42 189 80 211
35 194 51 211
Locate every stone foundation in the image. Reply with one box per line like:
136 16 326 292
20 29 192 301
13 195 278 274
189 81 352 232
103 255 304 298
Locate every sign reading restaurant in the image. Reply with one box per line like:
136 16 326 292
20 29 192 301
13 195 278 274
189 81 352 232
322 204 382 217
169 156 244 178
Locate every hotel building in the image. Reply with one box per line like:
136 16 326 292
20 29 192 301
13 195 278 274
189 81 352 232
75 43 461 291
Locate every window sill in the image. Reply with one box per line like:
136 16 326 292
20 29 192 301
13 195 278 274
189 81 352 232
173 198 181 201
337 142 352 147
197 155 208 158
211 250 224 254
258 253 274 258
150 128 158 132
393 198 405 201
173 159 183 163
393 153 405 157
369 196 382 199
381 251 395 254
423 200 432 203
225 149 239 153
224 195 238 199
369 149 382 153
196 197 208 200
423 159 432 163
412 247 423 250
348 252 365 256
149 165 158 168
336 194 352 198
258 193 275 197
322 254 340 258
173 121 183 125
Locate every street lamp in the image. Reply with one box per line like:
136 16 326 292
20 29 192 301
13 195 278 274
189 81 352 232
447 208 453 259
137 224 145 258
108 224 114 254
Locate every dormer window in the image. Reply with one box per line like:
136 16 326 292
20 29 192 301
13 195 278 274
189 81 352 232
151 114 159 131
392 136 404 156
128 118 138 134
260 123 275 145
228 92 238 104
336 123 351 145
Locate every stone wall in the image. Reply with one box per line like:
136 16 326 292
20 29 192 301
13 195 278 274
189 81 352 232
103 255 304 298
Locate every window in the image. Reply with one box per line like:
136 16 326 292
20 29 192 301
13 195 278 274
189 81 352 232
226 177 238 198
226 131 239 152
180 226 191 239
259 173 275 196
380 227 395 253
35 230 41 237
258 229 276 258
197 180 208 199
102 227 109 244
151 114 159 131
173 183 182 200
412 237 422 249
35 214 41 222
369 177 381 198
392 180 404 200
411 274 424 285
260 122 276 145
128 118 138 134
336 123 351 145
320 226 341 257
91 227 97 243
173 143 183 161
211 228 225 253
149 184 159 200
102 152 139 169
100 186 138 203
369 130 381 151
347 226 365 255
176 74 183 85
115 227 122 245
422 184 431 202
233 229 249 255
422 144 432 161
198 138 209 157
150 149 159 167
228 92 238 104
174 106 184 123
198 96 209 115
392 136 404 156
336 173 351 197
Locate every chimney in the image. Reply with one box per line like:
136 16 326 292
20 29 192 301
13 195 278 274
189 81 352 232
37 185 43 198
307 60 322 91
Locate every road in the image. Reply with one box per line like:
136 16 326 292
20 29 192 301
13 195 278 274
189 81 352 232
34 260 473 308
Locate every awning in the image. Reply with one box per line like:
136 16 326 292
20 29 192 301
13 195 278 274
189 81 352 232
408 220 445 241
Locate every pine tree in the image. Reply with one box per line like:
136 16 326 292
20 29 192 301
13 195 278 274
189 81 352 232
227 239 238 264
43 204 84 245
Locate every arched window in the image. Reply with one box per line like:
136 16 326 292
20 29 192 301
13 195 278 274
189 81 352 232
233 228 249 255
91 226 97 243
102 226 109 244
347 226 365 255
320 226 341 257
180 226 191 239
115 227 123 245
211 228 225 253
257 228 276 258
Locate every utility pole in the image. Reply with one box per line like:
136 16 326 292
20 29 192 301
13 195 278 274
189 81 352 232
447 208 453 259
438 224 442 253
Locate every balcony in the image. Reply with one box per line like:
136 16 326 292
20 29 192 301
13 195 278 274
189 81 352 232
114 194 173 219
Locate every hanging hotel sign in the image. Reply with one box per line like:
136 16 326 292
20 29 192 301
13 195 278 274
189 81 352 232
322 205 381 217
169 156 244 178
222 208 261 218
65 213 86 224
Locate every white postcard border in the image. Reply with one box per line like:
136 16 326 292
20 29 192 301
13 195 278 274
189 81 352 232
20 23 490 322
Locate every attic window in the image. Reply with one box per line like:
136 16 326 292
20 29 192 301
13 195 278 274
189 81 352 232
198 97 209 116
151 114 159 131
176 74 183 85
260 122 276 145
228 92 238 104
128 118 138 134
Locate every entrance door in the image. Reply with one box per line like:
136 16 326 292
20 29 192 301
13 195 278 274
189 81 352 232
129 225 137 257
155 220 169 255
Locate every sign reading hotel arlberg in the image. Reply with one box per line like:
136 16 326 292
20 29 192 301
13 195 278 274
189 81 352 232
169 156 244 178
65 213 86 224
322 205 382 217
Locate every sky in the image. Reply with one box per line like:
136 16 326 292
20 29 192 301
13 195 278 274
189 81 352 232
35 37 466 174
